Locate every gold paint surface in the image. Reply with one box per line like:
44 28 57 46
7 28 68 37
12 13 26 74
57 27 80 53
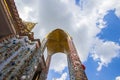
4 0 12 17
23 21 37 32
45 29 71 55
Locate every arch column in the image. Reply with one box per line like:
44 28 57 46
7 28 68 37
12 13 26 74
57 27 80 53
45 54 52 75
39 38 48 80
39 29 88 80
67 37 88 80
39 52 52 80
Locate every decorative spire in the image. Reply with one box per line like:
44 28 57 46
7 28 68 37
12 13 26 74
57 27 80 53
23 21 37 32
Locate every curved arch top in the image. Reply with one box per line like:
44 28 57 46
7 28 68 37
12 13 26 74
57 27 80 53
41 29 88 80
43 29 71 55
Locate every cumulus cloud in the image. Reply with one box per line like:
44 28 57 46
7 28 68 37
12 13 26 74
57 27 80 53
52 72 67 80
116 76 120 80
14 0 39 21
50 53 67 73
91 38 120 71
15 0 120 72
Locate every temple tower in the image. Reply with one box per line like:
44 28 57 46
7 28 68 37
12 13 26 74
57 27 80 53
0 0 45 80
0 0 87 79
40 29 88 80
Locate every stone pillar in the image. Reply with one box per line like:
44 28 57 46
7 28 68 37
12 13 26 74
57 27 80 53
39 54 51 80
67 37 88 80
39 55 46 80
45 54 51 75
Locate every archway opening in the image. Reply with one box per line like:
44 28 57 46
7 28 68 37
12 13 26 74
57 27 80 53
41 29 87 80
47 53 70 80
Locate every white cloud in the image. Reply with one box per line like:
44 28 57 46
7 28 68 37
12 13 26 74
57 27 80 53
114 0 120 18
50 53 67 73
91 38 120 71
116 76 120 80
52 72 67 80
14 0 39 21
15 0 120 72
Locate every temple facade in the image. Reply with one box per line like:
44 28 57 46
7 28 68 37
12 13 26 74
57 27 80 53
0 0 45 80
0 0 87 80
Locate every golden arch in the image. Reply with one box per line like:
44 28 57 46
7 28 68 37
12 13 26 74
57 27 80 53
44 29 71 55
40 29 87 80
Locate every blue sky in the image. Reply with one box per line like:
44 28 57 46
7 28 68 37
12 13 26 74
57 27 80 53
15 0 120 80
46 8 120 80
91 9 120 80
47 67 70 80
47 1 120 80
97 10 120 44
